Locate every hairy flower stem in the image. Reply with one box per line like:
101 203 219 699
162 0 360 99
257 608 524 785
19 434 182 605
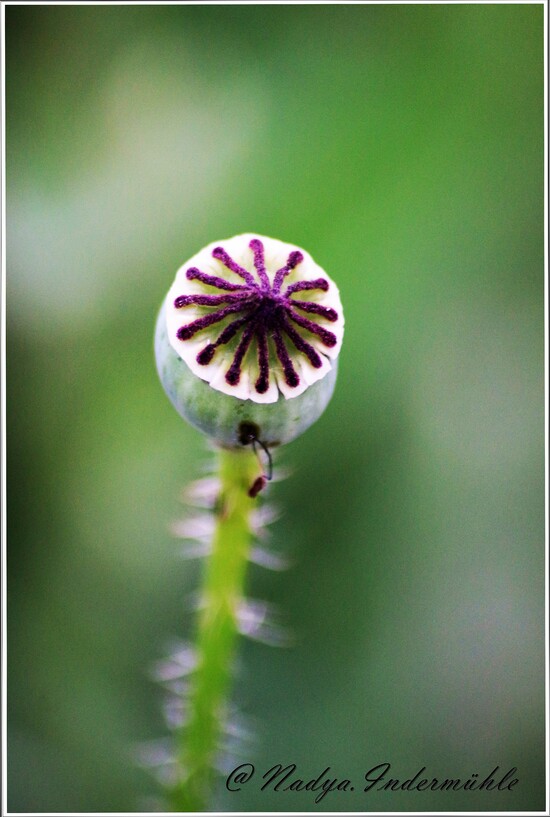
169 447 259 812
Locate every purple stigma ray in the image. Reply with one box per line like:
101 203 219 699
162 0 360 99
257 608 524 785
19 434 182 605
196 345 216 365
249 239 271 289
284 278 329 295
186 267 249 292
174 292 252 308
272 251 304 294
289 299 338 322
212 247 257 288
279 315 323 368
287 309 337 347
225 323 256 386
196 314 253 366
273 329 300 387
255 329 270 393
176 301 249 340
174 239 339 394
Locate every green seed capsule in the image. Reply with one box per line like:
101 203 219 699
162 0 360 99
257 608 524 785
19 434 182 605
155 234 344 448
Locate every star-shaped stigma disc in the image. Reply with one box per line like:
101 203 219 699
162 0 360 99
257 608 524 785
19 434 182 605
165 234 344 404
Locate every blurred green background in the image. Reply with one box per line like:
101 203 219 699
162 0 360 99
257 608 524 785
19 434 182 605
6 3 545 813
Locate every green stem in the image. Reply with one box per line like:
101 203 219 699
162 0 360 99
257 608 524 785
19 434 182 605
169 447 259 812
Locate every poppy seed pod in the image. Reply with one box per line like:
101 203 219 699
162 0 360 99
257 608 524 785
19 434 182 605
155 234 344 448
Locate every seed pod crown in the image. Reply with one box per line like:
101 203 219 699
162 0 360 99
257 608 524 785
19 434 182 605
155 234 344 447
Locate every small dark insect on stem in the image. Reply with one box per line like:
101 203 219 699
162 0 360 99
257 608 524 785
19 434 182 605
238 422 273 497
